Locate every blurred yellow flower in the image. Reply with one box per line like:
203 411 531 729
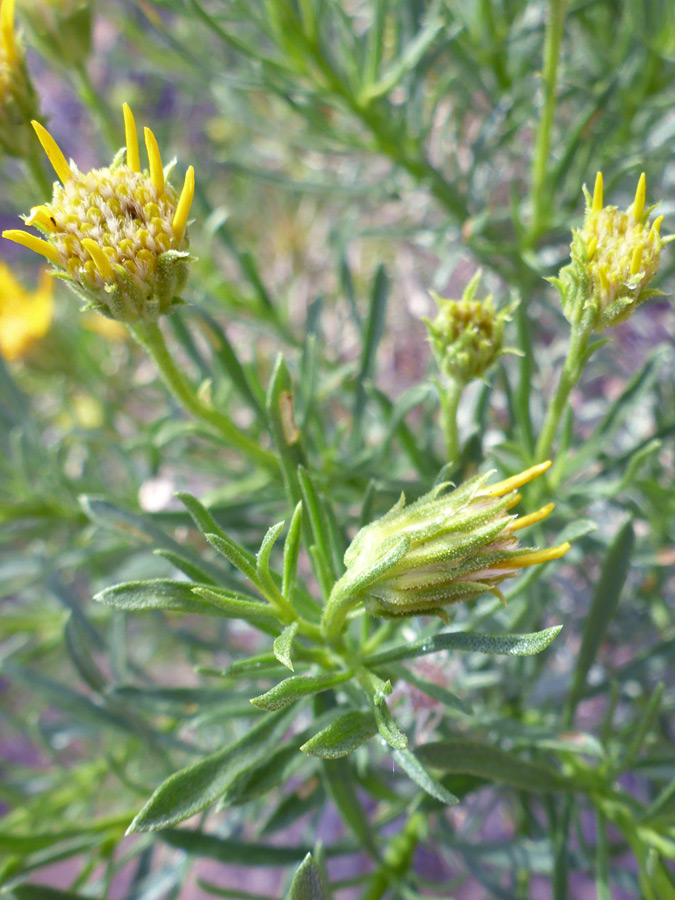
0 0 40 156
0 263 53 360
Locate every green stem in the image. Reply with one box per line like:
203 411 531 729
72 62 121 151
130 320 278 471
535 322 590 463
528 0 568 244
358 812 426 900
321 575 360 649
439 378 464 463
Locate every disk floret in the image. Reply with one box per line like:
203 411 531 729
330 461 569 621
425 271 516 384
3 104 195 322
555 172 670 331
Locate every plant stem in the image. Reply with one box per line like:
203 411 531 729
528 0 569 244
439 378 463 463
72 62 121 151
130 320 278 471
24 140 53 197
321 575 358 649
535 322 590 463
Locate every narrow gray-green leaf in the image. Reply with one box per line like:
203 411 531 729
372 691 407 750
257 520 285 590
128 708 293 832
288 852 331 900
273 622 299 671
282 501 303 599
566 521 634 720
390 747 459 805
416 740 576 792
206 532 260 586
251 671 351 711
192 587 280 630
301 710 378 759
365 625 563 666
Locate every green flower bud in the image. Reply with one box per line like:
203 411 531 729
554 172 672 332
322 463 569 639
424 271 517 384
0 0 41 157
19 0 93 68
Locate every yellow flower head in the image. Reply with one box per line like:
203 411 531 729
0 0 40 156
0 263 53 360
331 461 569 622
555 172 671 331
3 104 195 322
425 270 517 384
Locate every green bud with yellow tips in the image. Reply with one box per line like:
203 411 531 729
554 172 672 332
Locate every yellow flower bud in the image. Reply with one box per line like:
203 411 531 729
555 172 671 331
3 105 196 322
322 462 569 635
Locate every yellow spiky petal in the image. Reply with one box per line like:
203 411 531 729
81 238 114 280
123 103 140 172
0 0 17 65
586 235 598 261
486 461 552 498
591 172 603 215
633 173 646 221
504 492 522 511
2 229 62 265
502 542 570 568
172 165 194 242
649 215 664 242
630 243 644 276
32 121 72 185
144 126 164 194
25 205 56 232
509 503 555 532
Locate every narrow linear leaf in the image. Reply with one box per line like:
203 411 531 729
96 579 261 622
416 740 576 792
282 501 303 600
365 625 563 666
566 521 634 717
257 520 285 590
372 689 407 751
301 710 378 759
251 671 351 711
288 852 332 900
193 587 280 631
273 622 299 671
159 829 311 866
390 747 459 806
128 708 294 832
206 532 260 586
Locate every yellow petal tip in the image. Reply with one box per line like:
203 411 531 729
633 172 646 221
592 172 603 214
32 120 72 185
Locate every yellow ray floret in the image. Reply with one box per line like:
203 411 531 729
0 0 17 65
31 121 72 185
172 165 194 242
144 126 164 194
504 492 522 511
509 503 555 532
2 229 61 265
123 103 140 172
502 542 570 568
81 238 114 280
26 205 56 232
486 460 552 498
586 235 598 261
630 243 644 276
633 173 646 221
592 171 603 214
649 215 664 242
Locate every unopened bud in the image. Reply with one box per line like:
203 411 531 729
554 172 671 331
424 271 517 384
